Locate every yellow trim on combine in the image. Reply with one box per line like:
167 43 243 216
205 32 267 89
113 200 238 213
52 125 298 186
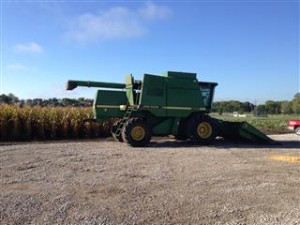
162 106 206 111
95 105 207 111
95 105 120 109
141 105 206 111
163 106 192 110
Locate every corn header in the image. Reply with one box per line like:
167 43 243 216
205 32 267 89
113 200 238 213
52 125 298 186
66 71 272 147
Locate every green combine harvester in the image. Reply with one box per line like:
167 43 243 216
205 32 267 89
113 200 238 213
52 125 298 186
66 71 272 147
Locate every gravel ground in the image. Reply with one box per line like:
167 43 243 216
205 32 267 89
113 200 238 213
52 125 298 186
0 134 299 225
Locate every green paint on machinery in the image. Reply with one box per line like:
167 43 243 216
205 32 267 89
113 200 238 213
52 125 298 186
66 71 272 147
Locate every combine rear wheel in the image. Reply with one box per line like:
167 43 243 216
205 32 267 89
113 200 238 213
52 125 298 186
122 118 151 147
191 115 216 144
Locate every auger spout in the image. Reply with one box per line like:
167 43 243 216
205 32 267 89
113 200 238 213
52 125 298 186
66 80 126 90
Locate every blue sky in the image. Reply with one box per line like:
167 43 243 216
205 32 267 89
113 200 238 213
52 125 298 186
1 0 299 103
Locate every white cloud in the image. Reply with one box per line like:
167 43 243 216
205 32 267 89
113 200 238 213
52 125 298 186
7 64 32 72
65 2 172 42
139 2 172 20
14 42 44 54
66 7 145 41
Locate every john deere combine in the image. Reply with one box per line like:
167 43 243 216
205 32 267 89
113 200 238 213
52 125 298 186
66 71 272 147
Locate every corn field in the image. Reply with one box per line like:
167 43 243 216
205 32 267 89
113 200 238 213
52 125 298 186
0 105 112 141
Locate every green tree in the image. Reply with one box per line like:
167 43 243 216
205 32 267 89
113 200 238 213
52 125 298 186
224 101 242 112
8 93 19 103
265 100 281 114
253 105 267 117
241 101 254 113
62 98 79 106
213 101 253 113
0 94 11 104
292 93 300 114
280 101 293 114
218 107 224 116
0 93 19 104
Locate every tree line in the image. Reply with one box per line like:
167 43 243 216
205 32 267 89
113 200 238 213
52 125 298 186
212 93 300 115
0 93 93 107
1 92 300 115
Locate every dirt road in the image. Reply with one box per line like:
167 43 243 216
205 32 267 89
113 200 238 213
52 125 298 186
1 134 299 225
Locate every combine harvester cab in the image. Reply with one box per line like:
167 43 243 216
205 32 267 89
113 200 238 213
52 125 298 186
66 71 273 147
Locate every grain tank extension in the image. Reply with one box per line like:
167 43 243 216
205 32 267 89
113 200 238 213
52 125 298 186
66 71 272 147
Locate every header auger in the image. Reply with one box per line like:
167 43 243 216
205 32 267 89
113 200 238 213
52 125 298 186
66 71 273 147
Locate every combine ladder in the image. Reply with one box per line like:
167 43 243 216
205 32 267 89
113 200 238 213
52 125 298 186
112 106 135 141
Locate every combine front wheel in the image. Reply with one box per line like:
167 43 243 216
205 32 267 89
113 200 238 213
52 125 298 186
122 118 151 147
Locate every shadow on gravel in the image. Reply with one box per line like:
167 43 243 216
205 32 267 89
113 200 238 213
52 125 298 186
148 139 299 149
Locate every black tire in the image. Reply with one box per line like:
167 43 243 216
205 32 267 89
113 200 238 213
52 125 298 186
295 127 300 136
110 120 124 142
122 118 151 147
174 135 188 141
190 115 216 144
174 118 188 140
